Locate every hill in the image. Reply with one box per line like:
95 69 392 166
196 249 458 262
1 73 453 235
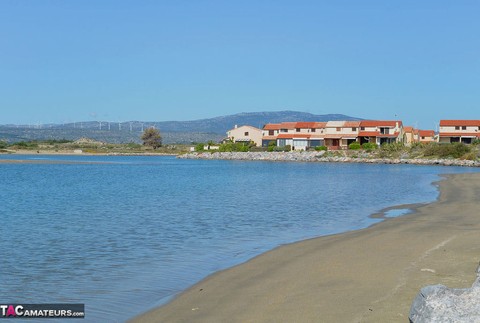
0 111 361 144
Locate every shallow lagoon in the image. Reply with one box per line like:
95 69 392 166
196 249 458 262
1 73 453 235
1 155 478 322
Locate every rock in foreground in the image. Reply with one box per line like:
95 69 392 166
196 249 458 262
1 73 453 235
409 265 480 322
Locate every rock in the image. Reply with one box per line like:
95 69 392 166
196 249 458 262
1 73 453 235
177 152 480 168
409 265 480 322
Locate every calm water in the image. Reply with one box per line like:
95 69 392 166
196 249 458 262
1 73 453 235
1 155 478 322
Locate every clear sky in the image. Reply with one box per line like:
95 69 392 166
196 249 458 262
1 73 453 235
1 0 478 129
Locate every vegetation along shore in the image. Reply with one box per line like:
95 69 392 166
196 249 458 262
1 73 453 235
180 141 480 167
2 138 480 168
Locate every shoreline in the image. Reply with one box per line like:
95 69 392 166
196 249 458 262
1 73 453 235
2 151 479 168
0 152 177 164
0 150 177 156
178 151 480 167
132 173 480 322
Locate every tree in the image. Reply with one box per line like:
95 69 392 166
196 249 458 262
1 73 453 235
141 127 162 149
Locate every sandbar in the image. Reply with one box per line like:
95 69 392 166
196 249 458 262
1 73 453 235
133 173 480 322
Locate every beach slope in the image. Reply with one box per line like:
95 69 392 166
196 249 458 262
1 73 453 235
133 173 480 322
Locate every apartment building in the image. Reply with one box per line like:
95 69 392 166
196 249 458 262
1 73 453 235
358 121 404 145
439 120 480 144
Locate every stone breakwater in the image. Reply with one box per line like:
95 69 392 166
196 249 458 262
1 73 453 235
178 151 480 167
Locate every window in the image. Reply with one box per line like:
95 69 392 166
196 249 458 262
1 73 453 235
281 129 288 133
336 127 341 131
462 126 467 130
422 137 425 140
269 130 274 136
311 128 316 132
352 127 357 131
296 128 301 132
244 132 249 136
361 127 365 131
455 126 460 130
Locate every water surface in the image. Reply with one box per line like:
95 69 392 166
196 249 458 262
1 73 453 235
1 155 477 321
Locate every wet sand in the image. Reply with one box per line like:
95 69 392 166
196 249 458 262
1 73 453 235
132 173 480 322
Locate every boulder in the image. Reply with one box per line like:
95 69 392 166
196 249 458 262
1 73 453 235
409 265 480 322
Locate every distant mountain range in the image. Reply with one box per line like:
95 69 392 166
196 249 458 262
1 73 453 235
0 111 362 144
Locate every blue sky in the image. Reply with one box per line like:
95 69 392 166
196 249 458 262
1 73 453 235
1 1 478 129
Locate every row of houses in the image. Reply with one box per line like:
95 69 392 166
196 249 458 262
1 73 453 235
226 120 480 151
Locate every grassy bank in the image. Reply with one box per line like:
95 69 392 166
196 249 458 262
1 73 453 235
0 139 191 155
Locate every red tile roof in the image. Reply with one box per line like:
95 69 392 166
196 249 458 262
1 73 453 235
324 134 344 139
418 130 435 137
439 132 480 138
343 121 361 127
439 120 480 127
358 131 400 138
277 134 312 139
263 124 282 130
295 122 316 128
313 122 327 128
280 122 298 129
358 131 379 137
293 122 327 129
360 120 403 127
265 121 328 130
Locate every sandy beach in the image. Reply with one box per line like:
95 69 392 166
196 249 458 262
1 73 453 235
133 172 480 323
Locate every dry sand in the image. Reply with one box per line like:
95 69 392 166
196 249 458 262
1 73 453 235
133 173 480 323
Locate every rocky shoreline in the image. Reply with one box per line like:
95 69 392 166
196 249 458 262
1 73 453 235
178 151 480 167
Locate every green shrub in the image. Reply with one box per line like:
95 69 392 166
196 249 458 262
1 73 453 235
195 143 205 151
127 142 142 149
44 139 72 144
0 141 7 149
12 141 39 148
462 152 478 161
380 142 405 152
362 142 377 151
315 145 327 151
423 143 471 158
218 142 250 152
267 141 277 152
348 142 361 150
271 145 291 152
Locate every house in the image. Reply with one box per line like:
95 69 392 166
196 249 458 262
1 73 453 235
262 119 408 150
323 121 360 150
403 127 436 144
418 130 436 143
358 121 404 145
226 125 263 147
262 121 364 150
262 122 327 150
403 126 418 145
438 120 480 144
